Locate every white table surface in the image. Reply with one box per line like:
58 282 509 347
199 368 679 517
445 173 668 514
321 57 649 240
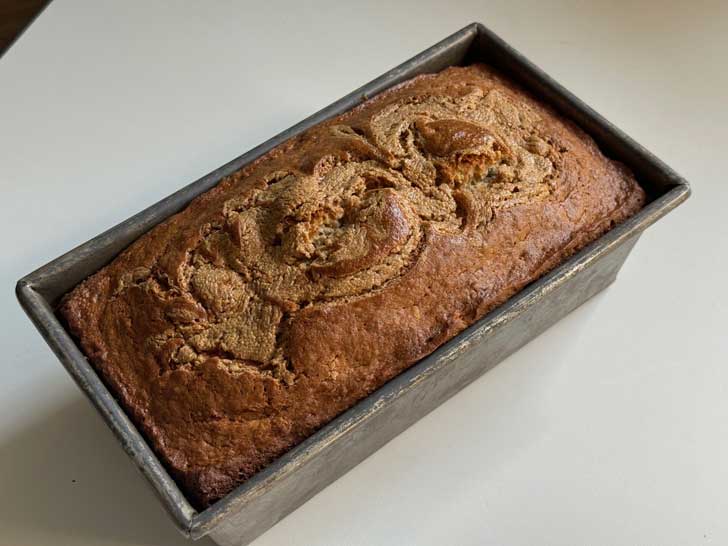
1 1 726 545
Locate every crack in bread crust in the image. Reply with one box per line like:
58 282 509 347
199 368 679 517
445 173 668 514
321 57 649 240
59 64 646 509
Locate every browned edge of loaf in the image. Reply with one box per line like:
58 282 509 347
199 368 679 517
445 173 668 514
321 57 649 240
59 63 646 509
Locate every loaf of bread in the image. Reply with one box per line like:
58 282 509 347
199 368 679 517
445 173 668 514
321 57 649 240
61 64 645 508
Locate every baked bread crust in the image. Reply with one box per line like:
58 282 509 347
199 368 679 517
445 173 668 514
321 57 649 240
60 64 645 508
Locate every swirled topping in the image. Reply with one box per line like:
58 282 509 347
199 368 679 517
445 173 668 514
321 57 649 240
131 81 557 383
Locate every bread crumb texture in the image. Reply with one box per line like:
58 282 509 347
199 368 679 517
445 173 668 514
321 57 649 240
60 64 645 508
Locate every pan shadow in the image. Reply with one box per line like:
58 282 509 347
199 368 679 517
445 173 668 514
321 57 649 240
0 394 215 546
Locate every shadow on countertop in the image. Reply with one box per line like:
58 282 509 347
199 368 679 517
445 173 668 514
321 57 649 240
0 395 215 546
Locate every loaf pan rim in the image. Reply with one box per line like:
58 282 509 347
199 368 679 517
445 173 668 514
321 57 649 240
16 21 691 539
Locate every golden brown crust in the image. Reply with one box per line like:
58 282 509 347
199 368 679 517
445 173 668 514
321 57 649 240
60 64 645 508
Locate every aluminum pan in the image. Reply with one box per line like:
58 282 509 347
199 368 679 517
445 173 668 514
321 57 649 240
16 22 690 543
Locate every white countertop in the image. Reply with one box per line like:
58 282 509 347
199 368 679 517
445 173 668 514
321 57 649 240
1 1 726 545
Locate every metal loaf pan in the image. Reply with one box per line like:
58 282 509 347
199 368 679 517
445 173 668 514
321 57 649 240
16 22 690 546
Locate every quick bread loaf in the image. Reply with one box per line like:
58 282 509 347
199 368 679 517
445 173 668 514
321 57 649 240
60 64 645 508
